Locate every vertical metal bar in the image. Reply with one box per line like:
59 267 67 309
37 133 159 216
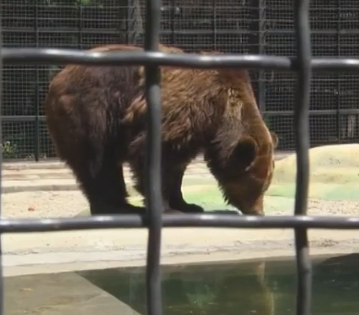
212 0 217 50
143 0 163 313
336 0 341 143
34 4 40 162
293 0 312 315
127 0 134 44
257 0 266 114
249 0 266 121
170 0 176 45
78 3 83 50
0 2 4 314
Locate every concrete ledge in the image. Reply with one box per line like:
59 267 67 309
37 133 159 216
3 160 66 170
1 174 212 194
5 271 141 315
2 180 79 193
1 151 292 193
2 227 357 277
2 151 292 171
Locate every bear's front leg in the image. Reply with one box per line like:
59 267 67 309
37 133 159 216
128 155 203 214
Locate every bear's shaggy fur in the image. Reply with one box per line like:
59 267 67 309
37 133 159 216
44 44 278 216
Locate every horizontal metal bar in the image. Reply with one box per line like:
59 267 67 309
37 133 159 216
3 3 358 11
2 109 358 122
1 4 127 8
3 49 359 72
313 59 359 71
263 109 359 116
1 116 46 122
2 48 292 69
4 27 359 35
0 215 359 233
3 28 254 35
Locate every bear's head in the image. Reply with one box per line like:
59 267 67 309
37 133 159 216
214 131 278 216
202 68 277 216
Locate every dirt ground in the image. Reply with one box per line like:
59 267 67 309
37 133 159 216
3 191 359 241
2 145 359 277
2 190 359 219
2 189 359 277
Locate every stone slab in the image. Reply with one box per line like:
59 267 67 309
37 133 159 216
4 271 140 315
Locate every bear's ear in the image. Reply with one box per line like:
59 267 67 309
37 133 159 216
270 132 279 149
230 136 259 172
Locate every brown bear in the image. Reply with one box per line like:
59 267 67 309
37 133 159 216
44 43 278 216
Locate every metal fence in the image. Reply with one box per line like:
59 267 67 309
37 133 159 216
1 0 359 161
2 1 359 315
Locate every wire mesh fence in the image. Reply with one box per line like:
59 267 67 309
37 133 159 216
1 0 359 160
1 1 359 315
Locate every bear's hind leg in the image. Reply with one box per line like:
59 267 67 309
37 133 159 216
72 156 145 216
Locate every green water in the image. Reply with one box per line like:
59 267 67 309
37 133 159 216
79 253 359 315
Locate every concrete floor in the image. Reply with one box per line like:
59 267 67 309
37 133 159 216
4 272 140 315
1 151 291 193
1 147 358 314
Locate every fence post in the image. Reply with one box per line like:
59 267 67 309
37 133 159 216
336 0 341 143
127 0 143 44
34 2 40 162
212 0 217 50
249 0 267 115
0 3 4 313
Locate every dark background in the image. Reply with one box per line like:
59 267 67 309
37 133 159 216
2 0 358 160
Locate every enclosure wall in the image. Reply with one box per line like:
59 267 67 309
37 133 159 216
1 0 358 160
